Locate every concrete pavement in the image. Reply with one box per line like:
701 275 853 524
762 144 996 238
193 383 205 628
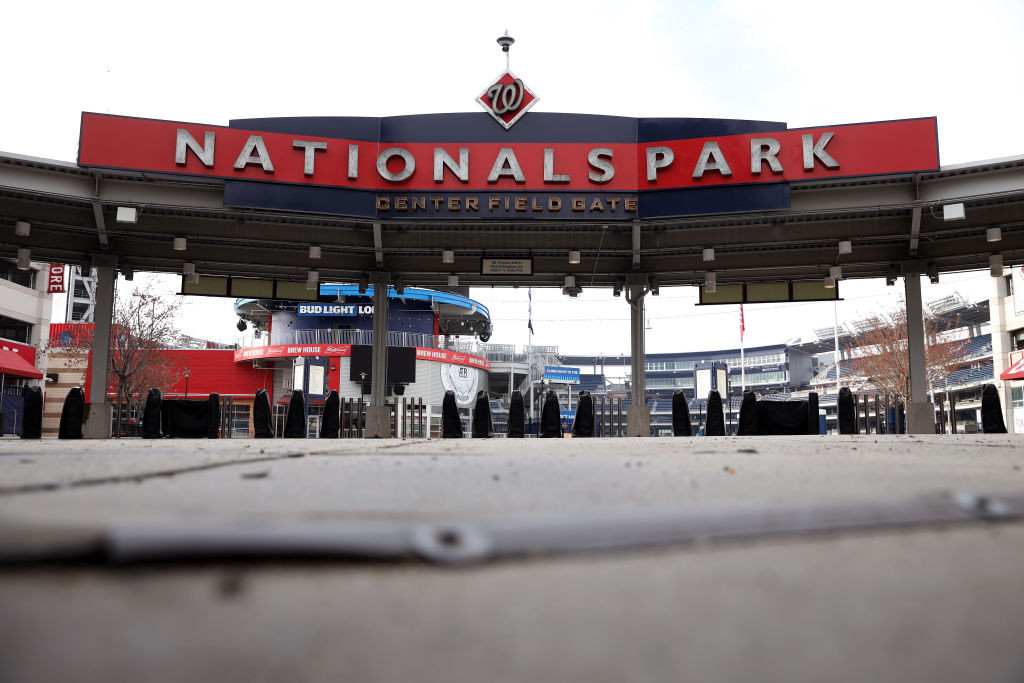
1 434 1023 682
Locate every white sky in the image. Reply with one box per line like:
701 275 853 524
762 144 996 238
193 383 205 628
6 0 1022 354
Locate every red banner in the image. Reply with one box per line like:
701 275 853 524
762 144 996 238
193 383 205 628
46 264 65 293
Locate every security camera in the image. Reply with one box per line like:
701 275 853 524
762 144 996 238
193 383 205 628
236 319 248 332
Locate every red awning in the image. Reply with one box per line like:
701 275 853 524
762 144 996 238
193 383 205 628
0 348 43 379
999 356 1024 381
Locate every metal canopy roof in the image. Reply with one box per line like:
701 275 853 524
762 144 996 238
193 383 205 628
2 150 1023 290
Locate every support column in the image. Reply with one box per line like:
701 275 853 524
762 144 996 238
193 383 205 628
904 270 933 434
364 274 391 438
83 255 116 439
626 283 650 437
989 270 1015 432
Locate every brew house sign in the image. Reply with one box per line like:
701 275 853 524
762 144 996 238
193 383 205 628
78 61 939 221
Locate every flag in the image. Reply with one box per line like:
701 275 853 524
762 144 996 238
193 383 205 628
528 288 534 334
739 304 745 342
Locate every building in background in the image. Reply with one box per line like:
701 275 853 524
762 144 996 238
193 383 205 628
0 258 51 435
992 265 1024 432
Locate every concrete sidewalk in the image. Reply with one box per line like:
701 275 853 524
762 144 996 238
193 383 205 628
1 435 1023 682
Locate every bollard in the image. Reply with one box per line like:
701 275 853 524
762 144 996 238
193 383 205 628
472 391 494 438
442 390 462 438
980 384 1007 433
736 390 757 436
283 390 306 438
540 390 561 438
705 390 725 436
874 395 882 434
253 389 274 438
837 388 856 434
571 390 595 437
616 398 623 437
673 389 695 437
59 386 86 439
19 386 43 439
807 392 820 435
320 390 340 438
507 390 525 438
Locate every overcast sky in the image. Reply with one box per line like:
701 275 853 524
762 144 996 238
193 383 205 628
6 0 1021 355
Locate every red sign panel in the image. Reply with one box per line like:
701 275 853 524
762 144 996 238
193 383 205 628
233 343 490 371
46 264 65 293
78 113 939 194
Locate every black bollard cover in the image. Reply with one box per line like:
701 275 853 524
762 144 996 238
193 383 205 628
671 389 693 436
253 388 274 438
207 393 221 439
838 387 856 434
141 388 162 439
737 390 758 436
507 390 525 438
441 390 463 438
807 392 820 435
283 389 306 438
20 385 43 439
540 391 562 438
472 390 494 438
981 384 1008 433
59 386 85 439
704 390 725 436
320 390 340 438
571 390 595 437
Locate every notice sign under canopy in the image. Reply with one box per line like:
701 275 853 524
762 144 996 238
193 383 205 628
545 366 580 384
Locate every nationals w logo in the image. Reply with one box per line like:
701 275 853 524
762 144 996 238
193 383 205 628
477 71 538 130
486 79 525 115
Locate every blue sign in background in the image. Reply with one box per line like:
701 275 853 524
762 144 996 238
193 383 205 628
545 366 580 383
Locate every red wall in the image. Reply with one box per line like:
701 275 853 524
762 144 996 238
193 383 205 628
77 348 273 400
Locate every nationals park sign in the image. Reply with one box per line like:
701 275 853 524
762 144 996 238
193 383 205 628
78 112 939 221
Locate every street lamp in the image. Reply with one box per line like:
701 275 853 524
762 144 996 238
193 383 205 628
184 369 190 399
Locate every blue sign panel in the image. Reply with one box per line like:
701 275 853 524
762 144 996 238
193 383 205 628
297 303 371 316
545 366 580 384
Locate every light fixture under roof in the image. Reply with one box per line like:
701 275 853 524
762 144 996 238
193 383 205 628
116 206 138 224
838 240 852 255
16 248 31 270
448 274 459 287
987 227 1002 243
187 272 199 284
703 248 715 262
306 270 319 290
442 250 454 264
943 203 965 221
14 221 30 236
824 276 836 289
182 262 195 275
829 265 842 279
308 245 322 259
569 250 581 265
173 237 187 251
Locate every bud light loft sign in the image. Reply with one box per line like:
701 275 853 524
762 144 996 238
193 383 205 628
78 113 939 221
296 303 372 316
545 366 581 384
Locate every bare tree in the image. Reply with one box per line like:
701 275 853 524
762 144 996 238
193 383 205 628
49 282 187 435
846 305 968 404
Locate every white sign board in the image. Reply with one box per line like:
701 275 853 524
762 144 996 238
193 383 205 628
439 363 479 407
